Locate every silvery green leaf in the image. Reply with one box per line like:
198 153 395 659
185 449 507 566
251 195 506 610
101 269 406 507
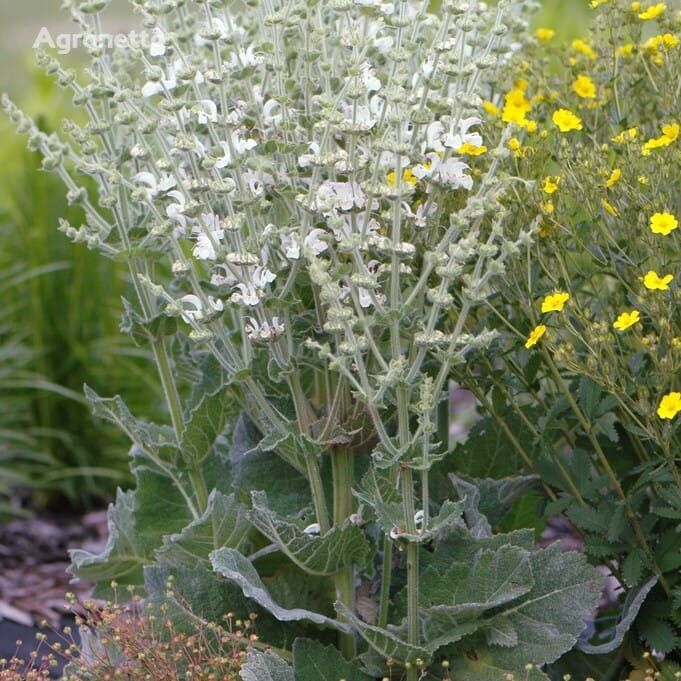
69 489 145 589
450 474 540 531
241 650 294 681
484 617 518 647
211 547 350 632
233 447 312 517
292 639 372 681
181 387 239 463
156 490 250 567
424 527 535 573
249 491 372 575
576 576 657 654
334 601 430 663
388 500 465 543
443 644 550 681
84 385 175 451
456 543 602 673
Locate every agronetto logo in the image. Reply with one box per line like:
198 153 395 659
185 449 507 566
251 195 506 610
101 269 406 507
32 26 155 55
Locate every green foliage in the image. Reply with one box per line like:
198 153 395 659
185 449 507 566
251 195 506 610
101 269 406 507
0 73 157 511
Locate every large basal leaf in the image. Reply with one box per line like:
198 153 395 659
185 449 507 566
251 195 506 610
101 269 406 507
417 545 534 646
249 491 371 575
232 422 312 517
84 386 175 452
69 489 146 591
577 576 657 654
334 601 431 663
444 543 603 680
242 650 294 681
211 547 349 633
424 526 535 573
181 386 239 463
443 644 551 681
449 474 539 534
292 639 372 681
144 560 291 647
156 490 251 567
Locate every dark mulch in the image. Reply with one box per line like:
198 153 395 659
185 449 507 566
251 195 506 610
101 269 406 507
0 511 108 673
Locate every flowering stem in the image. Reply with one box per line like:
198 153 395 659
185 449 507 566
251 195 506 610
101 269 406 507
542 349 671 596
332 447 356 659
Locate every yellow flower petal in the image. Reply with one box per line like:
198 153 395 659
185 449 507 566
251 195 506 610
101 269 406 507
525 324 547 349
541 291 570 313
552 109 583 132
657 391 681 419
613 310 640 331
643 270 674 290
650 212 679 235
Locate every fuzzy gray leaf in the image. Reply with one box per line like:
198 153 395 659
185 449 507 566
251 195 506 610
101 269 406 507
211 547 350 632
249 491 371 575
241 650 294 681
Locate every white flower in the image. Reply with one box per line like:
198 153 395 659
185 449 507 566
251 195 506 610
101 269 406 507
315 181 366 213
281 233 301 260
435 157 473 190
179 294 202 323
245 316 285 341
359 62 381 92
231 283 260 307
443 116 483 150
133 172 176 200
193 222 225 261
263 99 283 128
298 142 320 169
166 190 188 232
227 45 264 70
195 100 218 125
149 28 167 57
303 522 321 536
413 154 473 190
304 228 328 256
214 130 258 169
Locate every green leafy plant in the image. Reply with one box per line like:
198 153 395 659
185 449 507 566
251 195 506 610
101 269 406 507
3 0 606 679
461 0 681 673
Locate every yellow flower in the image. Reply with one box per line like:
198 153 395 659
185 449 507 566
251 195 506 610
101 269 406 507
525 324 547 349
483 100 500 117
572 74 597 99
643 33 680 50
617 43 635 56
642 122 679 153
387 167 418 187
631 1 641 9
650 212 679 235
540 201 555 214
457 143 488 156
508 137 521 151
552 109 583 132
541 291 570 313
590 0 609 6
643 270 674 290
536 27 556 41
657 391 681 419
605 168 622 188
543 176 560 194
601 198 619 216
611 127 638 143
638 2 666 19
572 38 597 59
613 310 640 331
662 122 680 141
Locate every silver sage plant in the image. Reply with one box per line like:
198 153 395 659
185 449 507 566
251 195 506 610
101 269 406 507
4 0 604 679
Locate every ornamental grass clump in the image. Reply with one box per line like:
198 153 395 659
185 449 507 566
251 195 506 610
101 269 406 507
3 1 606 680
